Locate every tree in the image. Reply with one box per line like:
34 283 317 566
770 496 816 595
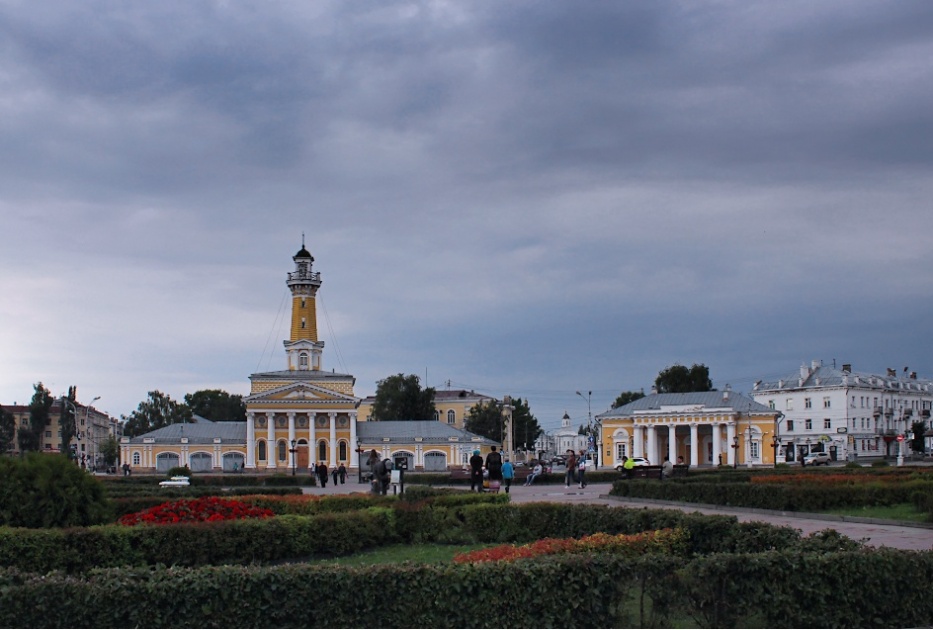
184 389 246 422
511 398 542 452
612 390 646 410
655 363 713 393
371 374 436 421
18 383 53 453
910 420 927 455
464 397 542 451
122 391 192 438
0 406 15 455
99 435 120 468
464 399 505 442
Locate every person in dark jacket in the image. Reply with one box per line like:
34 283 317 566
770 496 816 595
469 449 485 492
315 461 328 488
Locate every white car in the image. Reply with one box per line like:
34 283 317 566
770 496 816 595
803 452 830 466
159 475 191 487
616 457 650 471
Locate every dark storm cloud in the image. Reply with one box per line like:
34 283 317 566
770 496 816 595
2 0 933 426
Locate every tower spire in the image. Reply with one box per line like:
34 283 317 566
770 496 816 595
284 240 323 371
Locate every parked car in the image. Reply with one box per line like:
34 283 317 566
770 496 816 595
615 457 650 471
159 475 191 487
803 451 831 466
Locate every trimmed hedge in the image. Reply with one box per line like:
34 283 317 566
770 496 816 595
1 548 931 628
0 499 844 574
610 477 933 512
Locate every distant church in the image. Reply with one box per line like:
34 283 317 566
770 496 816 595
121 241 496 473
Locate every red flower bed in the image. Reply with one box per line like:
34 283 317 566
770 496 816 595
119 497 275 526
453 528 686 564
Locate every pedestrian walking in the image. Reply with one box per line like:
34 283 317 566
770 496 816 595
502 457 515 493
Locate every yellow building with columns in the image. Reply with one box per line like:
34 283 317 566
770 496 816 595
121 240 498 473
244 242 361 473
595 388 781 469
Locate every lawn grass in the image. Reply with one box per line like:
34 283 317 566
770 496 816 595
306 543 492 566
822 502 930 523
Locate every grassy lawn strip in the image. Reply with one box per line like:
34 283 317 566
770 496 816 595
306 543 493 566
822 503 929 523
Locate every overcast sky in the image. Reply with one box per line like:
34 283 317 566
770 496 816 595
3 1 933 432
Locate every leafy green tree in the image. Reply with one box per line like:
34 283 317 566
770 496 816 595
464 399 505 442
122 390 192 437
18 383 53 453
612 390 646 409
655 363 714 393
99 435 120 468
0 452 112 527
371 374 436 421
511 398 542 451
0 406 15 455
910 420 927 455
184 389 246 422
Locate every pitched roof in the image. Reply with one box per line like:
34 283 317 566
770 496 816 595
357 420 497 444
126 417 245 444
598 391 773 417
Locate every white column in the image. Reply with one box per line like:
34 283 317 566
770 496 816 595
309 413 317 470
350 411 359 469
266 413 276 469
246 411 256 468
633 425 644 458
668 424 677 463
712 422 722 466
287 412 296 447
689 423 699 466
328 412 337 466
726 422 736 467
646 425 657 464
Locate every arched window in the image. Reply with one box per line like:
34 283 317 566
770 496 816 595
132 452 141 466
278 440 288 462
258 440 266 461
299 352 309 368
318 440 327 463
433 410 439 421
447 410 456 424
339 441 347 461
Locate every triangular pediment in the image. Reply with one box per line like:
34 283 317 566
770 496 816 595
246 382 359 406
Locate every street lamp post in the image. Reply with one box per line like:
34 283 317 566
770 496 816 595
357 438 364 484
576 390 593 466
732 436 739 469
289 439 297 477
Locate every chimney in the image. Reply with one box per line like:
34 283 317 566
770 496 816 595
887 368 896 378
842 364 851 373
650 385 658 395
811 359 821 370
723 384 731 402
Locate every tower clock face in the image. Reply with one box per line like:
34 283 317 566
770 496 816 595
275 416 287 428
338 415 349 428
316 416 328 428
256 417 267 428
297 416 309 428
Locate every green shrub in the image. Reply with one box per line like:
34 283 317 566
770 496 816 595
0 453 112 527
871 460 891 467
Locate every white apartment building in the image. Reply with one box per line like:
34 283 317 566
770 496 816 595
752 360 932 463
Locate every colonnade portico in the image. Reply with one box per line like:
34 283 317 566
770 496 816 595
629 419 738 467
245 409 359 471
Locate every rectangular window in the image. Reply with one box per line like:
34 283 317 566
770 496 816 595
750 441 759 459
823 418 831 429
805 419 813 430
787 420 794 431
768 400 775 410
823 397 831 409
786 398 794 411
616 443 627 459
804 397 812 409
45 431 51 438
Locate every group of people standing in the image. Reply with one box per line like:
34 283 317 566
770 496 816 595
563 449 590 489
469 446 515 493
314 461 347 487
